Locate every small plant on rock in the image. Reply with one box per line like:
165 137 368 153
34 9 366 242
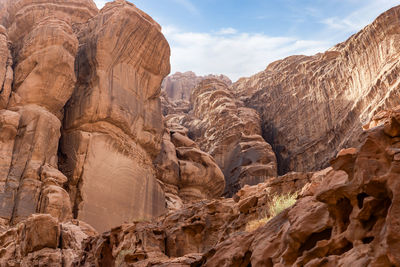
245 192 298 232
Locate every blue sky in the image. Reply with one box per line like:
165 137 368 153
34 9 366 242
94 0 400 81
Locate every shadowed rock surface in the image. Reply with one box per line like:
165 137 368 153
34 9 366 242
164 78 277 196
60 0 170 232
0 1 400 266
233 6 400 174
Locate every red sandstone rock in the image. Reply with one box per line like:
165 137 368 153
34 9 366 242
162 71 232 102
0 1 400 266
59 0 170 232
233 6 400 174
178 79 278 196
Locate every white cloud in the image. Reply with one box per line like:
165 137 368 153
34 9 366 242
163 26 330 81
93 0 108 8
321 0 400 33
216 27 238 35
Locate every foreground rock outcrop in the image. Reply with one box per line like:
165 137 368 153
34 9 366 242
201 106 400 266
3 106 397 266
233 5 400 174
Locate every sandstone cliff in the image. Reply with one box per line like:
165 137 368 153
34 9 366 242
0 1 400 266
162 71 232 101
0 0 175 233
233 6 400 174
0 0 96 227
3 107 400 265
178 79 278 196
60 0 170 232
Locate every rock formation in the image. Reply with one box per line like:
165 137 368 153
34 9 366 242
60 0 170 232
1 1 400 266
167 78 277 196
0 0 177 233
201 106 400 266
233 6 400 174
155 122 225 208
3 106 398 266
0 0 93 226
162 71 232 102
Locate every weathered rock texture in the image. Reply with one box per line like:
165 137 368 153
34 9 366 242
60 0 171 232
155 123 225 206
174 79 277 196
5 107 398 266
200 106 400 266
0 171 309 266
0 214 98 266
0 0 172 233
0 0 94 226
1 2 400 266
162 71 232 101
233 5 400 174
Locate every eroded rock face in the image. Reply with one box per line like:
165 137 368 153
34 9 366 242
75 107 400 266
0 214 98 266
0 26 12 109
0 0 87 226
233 6 400 174
0 0 172 233
162 71 232 102
60 0 171 232
155 123 225 206
2 108 400 266
181 79 277 196
201 107 400 266
73 171 313 266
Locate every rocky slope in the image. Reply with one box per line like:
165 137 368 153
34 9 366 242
2 107 400 266
233 6 400 174
162 71 232 102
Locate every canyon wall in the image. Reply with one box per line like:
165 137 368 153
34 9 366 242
186 79 277 196
233 6 400 174
60 0 170 232
0 0 96 226
0 0 174 232
3 106 400 266
162 71 232 101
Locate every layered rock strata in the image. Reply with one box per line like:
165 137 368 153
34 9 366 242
3 107 398 266
233 5 400 174
0 0 174 233
162 71 232 101
0 0 94 226
180 79 278 196
60 0 171 232
155 123 225 207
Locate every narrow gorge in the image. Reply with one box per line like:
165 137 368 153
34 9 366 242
0 0 399 266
